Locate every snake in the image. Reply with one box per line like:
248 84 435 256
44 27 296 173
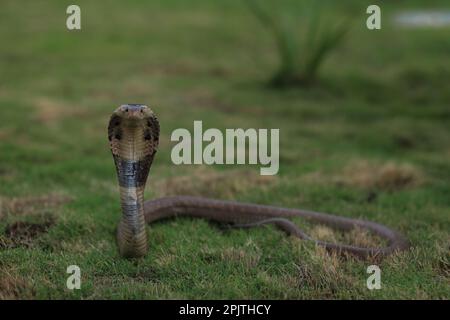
108 104 410 259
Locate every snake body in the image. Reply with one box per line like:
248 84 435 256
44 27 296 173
109 104 409 259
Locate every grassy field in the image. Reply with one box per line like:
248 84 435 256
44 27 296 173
0 0 449 299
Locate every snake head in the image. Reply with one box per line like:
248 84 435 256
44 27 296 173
113 104 155 123
108 104 160 144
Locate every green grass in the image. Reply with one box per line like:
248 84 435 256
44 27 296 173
245 0 349 87
0 0 449 299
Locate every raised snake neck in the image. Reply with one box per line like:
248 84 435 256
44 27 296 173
109 104 409 259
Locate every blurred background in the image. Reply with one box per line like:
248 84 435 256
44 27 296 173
0 0 448 299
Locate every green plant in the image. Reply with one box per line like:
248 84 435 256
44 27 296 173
245 0 349 87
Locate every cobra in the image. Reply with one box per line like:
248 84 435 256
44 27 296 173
108 104 409 259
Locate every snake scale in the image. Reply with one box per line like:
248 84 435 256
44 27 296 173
108 104 409 259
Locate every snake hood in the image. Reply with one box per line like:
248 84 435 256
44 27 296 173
108 104 159 258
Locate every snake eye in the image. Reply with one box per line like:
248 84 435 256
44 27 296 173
124 107 129 112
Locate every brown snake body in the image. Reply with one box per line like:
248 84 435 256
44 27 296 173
108 104 409 259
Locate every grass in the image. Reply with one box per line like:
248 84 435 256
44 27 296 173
0 0 449 299
245 0 348 87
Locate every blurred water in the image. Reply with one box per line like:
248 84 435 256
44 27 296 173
394 10 450 28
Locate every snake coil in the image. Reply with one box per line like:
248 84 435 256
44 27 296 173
109 104 409 259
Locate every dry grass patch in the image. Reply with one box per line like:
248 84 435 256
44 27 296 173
436 256 450 280
337 160 423 191
305 247 361 297
153 167 277 198
0 193 72 219
311 246 343 275
200 246 261 270
0 268 35 299
154 252 177 268
91 275 173 299
433 241 450 280
344 227 385 249
220 247 261 269
0 128 11 140
0 166 15 182
184 89 234 112
33 97 87 125
0 193 66 248
144 63 196 76
0 219 54 249
309 225 385 250
309 225 337 243
303 160 423 192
